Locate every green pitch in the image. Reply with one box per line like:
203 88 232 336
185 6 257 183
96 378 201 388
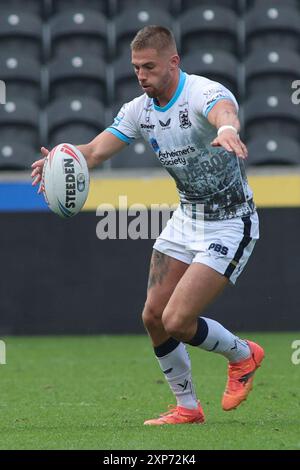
0 333 299 450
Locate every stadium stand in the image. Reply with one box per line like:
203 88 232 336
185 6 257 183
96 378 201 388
244 93 300 143
0 0 299 169
0 100 40 150
0 142 36 170
46 96 106 149
0 10 43 61
245 4 300 53
245 48 300 96
178 6 239 56
181 50 240 99
0 53 41 105
49 0 111 17
47 10 108 60
112 7 173 59
247 135 300 166
46 55 107 103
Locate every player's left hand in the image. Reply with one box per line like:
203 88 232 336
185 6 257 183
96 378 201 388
211 130 248 160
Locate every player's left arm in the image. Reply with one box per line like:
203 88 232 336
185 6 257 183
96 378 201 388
207 99 248 159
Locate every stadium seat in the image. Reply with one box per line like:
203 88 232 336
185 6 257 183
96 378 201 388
178 0 240 14
110 139 162 169
46 97 106 148
0 100 40 149
112 7 173 58
0 11 43 61
245 48 300 96
247 135 300 166
110 51 144 104
0 53 41 105
181 50 239 99
114 0 175 15
0 142 36 170
47 55 107 104
0 0 45 18
245 5 300 53
47 10 108 60
49 0 110 17
244 93 300 142
179 6 239 56
246 0 300 12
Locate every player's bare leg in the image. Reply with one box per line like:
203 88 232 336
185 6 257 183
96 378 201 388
161 263 264 411
142 250 205 425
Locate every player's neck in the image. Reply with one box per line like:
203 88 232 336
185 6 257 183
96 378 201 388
155 70 180 108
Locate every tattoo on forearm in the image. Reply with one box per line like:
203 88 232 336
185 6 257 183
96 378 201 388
147 250 170 290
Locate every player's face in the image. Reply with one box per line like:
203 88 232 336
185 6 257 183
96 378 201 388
131 48 178 98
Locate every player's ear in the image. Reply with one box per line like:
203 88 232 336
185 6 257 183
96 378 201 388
170 54 180 70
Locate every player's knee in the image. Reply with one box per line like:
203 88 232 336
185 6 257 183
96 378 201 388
142 302 163 330
162 310 186 340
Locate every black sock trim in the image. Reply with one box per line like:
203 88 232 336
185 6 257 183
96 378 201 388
187 317 209 346
154 337 180 358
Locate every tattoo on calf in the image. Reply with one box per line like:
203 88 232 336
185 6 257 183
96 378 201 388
147 250 170 290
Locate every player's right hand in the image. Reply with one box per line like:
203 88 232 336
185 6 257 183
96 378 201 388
31 147 49 193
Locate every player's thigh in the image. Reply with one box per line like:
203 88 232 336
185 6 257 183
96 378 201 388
162 263 228 328
145 249 189 316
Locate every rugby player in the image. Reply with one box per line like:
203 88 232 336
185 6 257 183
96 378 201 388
32 26 264 425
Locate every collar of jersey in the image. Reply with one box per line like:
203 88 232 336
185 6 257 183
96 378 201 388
152 70 186 112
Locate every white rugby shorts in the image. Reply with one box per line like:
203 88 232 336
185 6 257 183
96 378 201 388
153 205 259 285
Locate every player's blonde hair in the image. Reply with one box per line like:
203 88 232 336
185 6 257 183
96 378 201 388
130 25 178 54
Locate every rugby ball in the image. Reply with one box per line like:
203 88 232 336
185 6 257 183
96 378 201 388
42 143 89 218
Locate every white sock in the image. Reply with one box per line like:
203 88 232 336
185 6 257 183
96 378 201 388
193 317 251 363
155 342 198 409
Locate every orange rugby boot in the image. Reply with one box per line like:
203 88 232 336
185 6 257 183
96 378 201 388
222 340 265 411
144 401 205 425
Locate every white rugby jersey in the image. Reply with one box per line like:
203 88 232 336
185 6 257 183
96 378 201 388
106 70 255 220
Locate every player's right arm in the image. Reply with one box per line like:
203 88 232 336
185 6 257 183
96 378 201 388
31 130 127 192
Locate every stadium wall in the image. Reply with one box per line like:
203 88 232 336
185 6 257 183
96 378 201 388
0 205 299 334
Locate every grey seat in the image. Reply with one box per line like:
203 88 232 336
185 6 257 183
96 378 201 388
47 10 108 60
0 142 37 170
245 48 300 96
0 53 41 104
245 4 300 53
0 10 42 60
47 55 107 103
244 93 300 142
247 135 300 166
179 6 239 56
181 49 239 99
0 99 40 149
46 96 106 148
112 7 173 58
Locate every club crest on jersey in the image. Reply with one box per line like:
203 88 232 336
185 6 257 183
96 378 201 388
179 109 191 129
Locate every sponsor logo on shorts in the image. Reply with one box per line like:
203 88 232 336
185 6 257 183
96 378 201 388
208 242 229 256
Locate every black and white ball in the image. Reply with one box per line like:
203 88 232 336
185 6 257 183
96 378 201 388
42 143 89 218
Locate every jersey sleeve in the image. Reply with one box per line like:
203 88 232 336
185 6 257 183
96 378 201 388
106 100 141 144
193 79 239 118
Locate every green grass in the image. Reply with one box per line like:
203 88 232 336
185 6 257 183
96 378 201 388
0 333 299 450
